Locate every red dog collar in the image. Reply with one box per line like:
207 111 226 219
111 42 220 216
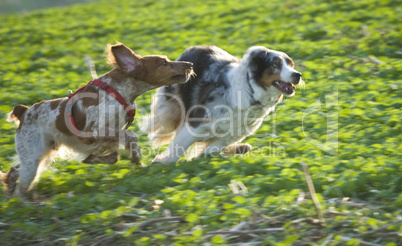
66 79 135 138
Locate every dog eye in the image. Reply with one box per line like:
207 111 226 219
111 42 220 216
273 60 282 68
162 61 168 66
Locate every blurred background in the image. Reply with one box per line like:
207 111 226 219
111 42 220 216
0 0 99 14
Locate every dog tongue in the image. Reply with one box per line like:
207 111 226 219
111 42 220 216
277 81 296 94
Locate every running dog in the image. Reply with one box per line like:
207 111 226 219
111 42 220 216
3 43 194 197
147 45 302 164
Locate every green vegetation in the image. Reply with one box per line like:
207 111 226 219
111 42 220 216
0 0 100 14
0 0 401 245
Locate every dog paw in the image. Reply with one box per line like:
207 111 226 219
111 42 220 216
128 149 141 165
223 143 252 156
234 143 252 154
82 152 118 164
130 155 141 165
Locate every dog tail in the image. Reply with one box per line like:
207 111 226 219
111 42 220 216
7 105 29 126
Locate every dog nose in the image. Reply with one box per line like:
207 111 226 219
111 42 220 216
292 72 302 79
292 72 302 84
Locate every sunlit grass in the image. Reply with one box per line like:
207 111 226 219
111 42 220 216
0 0 401 245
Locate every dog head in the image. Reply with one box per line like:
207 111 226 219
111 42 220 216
107 43 194 86
246 46 302 97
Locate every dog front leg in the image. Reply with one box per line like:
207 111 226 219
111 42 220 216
152 123 198 164
83 128 140 165
124 130 141 165
109 129 141 165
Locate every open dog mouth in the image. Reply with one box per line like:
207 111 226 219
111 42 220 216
171 69 194 82
273 80 296 95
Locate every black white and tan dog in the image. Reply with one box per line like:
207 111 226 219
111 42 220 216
146 45 303 164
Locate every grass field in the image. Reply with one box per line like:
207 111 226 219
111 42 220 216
0 0 401 245
0 0 100 14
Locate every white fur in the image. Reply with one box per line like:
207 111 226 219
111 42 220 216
150 46 302 164
6 111 20 126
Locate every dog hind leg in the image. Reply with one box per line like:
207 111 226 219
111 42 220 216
18 153 54 197
15 134 54 197
2 164 20 197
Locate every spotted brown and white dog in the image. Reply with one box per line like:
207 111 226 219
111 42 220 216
3 43 193 197
147 45 303 164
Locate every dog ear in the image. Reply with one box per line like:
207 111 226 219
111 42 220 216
249 48 270 81
108 43 142 74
